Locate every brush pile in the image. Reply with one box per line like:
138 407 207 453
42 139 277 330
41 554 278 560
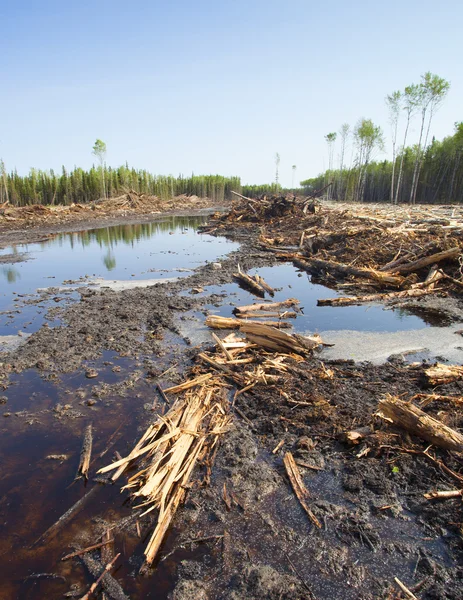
204 194 463 301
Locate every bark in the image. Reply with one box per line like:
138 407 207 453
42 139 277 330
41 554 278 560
378 395 463 452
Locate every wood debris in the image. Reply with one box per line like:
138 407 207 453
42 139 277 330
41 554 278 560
205 315 292 330
424 364 463 386
98 380 230 569
76 424 93 481
283 452 321 528
378 395 463 452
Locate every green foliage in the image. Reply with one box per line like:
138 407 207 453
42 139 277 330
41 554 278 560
3 166 242 207
302 123 463 204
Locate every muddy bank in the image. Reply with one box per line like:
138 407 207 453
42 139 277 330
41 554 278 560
1 202 463 599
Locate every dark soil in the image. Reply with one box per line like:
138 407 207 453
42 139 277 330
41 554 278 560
1 200 463 600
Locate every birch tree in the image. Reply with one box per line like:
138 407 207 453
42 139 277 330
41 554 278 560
338 123 350 200
353 119 384 202
92 139 107 199
291 165 297 190
409 73 450 204
325 132 337 199
275 153 280 185
394 84 419 204
385 91 401 204
0 159 8 204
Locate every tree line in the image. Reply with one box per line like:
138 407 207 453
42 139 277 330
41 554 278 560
303 72 462 204
0 162 242 206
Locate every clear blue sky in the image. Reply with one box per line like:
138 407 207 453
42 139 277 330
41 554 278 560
1 0 462 186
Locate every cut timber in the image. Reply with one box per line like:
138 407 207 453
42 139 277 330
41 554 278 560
317 288 435 307
233 265 266 296
283 452 321 528
235 298 299 315
76 424 93 481
378 395 463 453
240 322 322 356
424 364 463 386
205 315 292 330
293 256 404 287
410 265 444 290
424 489 463 500
254 274 275 296
393 247 461 274
236 311 297 319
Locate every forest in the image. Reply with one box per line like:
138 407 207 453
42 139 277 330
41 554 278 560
0 163 241 207
302 72 463 205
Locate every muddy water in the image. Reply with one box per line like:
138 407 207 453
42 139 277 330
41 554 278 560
0 218 458 598
0 216 238 339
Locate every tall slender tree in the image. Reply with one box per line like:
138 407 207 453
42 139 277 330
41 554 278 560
338 123 350 200
353 119 384 202
0 159 8 204
275 153 280 185
325 132 337 199
291 165 297 190
395 84 420 204
409 73 450 204
92 139 107 199
385 90 401 204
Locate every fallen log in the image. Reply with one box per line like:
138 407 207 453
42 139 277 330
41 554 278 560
235 298 299 315
283 452 321 528
424 364 463 386
240 322 322 356
378 395 463 453
317 288 436 307
205 315 292 330
293 256 404 287
76 424 93 481
254 274 275 296
233 265 266 296
393 247 461 275
236 311 297 319
410 265 444 290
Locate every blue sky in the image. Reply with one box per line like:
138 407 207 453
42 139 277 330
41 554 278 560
1 0 462 186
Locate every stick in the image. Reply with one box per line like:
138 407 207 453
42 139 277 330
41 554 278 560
424 489 463 500
283 452 321 528
79 553 121 600
156 382 170 405
393 246 460 275
76 424 93 481
393 577 419 600
317 288 436 307
235 298 299 314
61 539 114 561
32 487 99 547
163 373 213 394
211 333 234 362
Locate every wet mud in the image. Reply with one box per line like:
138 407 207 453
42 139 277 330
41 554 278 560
0 203 462 599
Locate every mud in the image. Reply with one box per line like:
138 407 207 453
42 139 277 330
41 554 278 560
1 202 463 599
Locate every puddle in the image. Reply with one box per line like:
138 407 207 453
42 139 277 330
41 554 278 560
178 263 458 361
0 217 239 336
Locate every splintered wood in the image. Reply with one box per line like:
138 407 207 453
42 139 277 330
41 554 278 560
76 424 93 481
378 395 463 453
283 452 321 528
98 381 230 569
233 265 274 297
424 364 463 386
